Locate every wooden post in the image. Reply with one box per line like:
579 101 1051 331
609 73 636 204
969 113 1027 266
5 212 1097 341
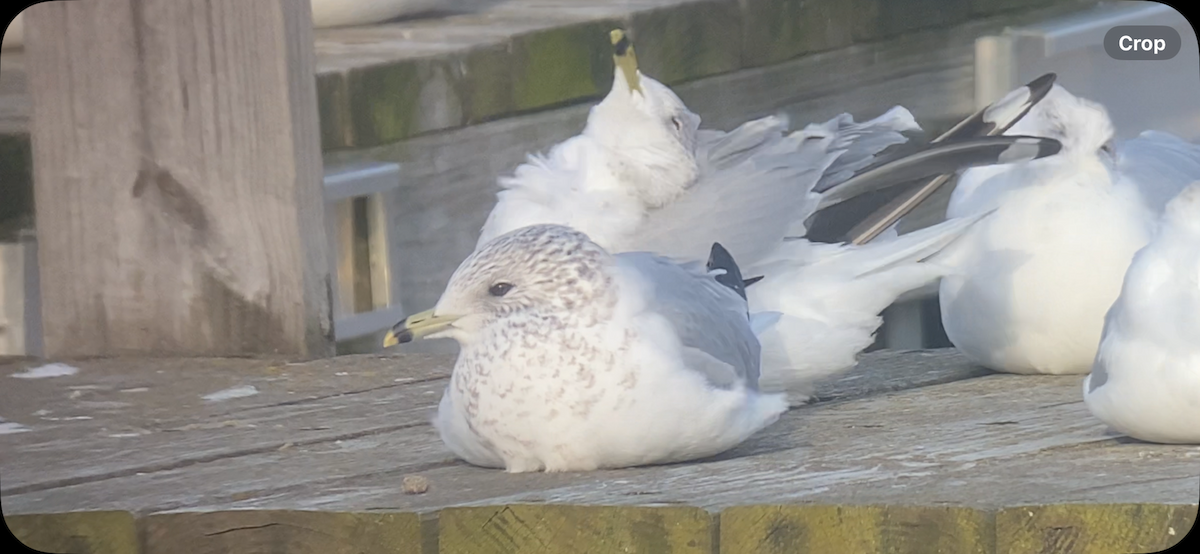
25 0 332 358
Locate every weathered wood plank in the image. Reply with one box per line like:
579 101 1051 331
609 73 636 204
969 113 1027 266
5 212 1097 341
140 510 428 554
24 0 332 359
0 50 26 136
305 0 1098 149
0 354 451 494
718 505 994 554
0 350 984 514
5 511 138 554
2 351 1196 518
995 504 1197 554
438 505 713 554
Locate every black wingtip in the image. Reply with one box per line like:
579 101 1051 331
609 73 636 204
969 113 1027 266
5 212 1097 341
743 275 765 287
937 72 1059 143
707 242 749 301
1026 73 1057 100
1001 135 1063 162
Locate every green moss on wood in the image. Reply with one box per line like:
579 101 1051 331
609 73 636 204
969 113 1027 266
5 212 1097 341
6 511 139 554
740 0 882 68
877 0 971 38
719 505 994 554
438 504 713 554
510 21 620 112
460 44 516 124
996 504 1197 554
140 510 425 554
317 71 353 151
628 1 743 85
347 61 424 147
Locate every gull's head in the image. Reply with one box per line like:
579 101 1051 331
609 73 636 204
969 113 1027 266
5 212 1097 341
583 29 702 208
384 225 616 347
1007 84 1116 162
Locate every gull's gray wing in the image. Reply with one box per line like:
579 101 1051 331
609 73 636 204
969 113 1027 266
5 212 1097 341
621 115 832 266
1117 130 1200 215
813 73 1058 244
616 251 763 390
625 109 917 266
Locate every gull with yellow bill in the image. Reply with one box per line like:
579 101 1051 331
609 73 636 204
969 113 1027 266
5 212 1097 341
474 29 1062 398
386 224 786 472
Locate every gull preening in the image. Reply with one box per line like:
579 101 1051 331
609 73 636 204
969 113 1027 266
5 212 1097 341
1083 181 1200 444
384 224 787 472
936 84 1200 375
477 29 1062 398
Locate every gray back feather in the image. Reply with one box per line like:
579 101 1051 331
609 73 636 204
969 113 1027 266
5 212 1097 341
615 252 762 390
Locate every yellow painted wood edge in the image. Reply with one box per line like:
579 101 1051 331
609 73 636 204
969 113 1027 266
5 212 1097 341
4 502 1194 554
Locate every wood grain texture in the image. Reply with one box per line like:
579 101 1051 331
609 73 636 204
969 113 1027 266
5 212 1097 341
24 0 332 359
718 505 994 554
995 504 1197 554
5 511 139 554
1 350 1196 518
6 504 1195 554
140 510 427 554
438 504 713 554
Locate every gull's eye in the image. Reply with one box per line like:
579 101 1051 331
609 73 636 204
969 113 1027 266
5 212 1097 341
488 282 515 297
670 116 683 131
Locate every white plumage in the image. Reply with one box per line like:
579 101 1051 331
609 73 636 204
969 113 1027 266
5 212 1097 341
395 224 786 472
938 84 1200 375
478 37 1039 398
1083 181 1200 444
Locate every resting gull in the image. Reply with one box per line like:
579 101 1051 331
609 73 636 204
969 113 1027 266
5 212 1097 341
384 224 787 472
475 30 1061 397
937 84 1200 375
1084 181 1200 444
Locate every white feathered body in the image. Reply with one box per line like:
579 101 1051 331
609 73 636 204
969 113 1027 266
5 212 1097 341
940 153 1155 374
435 256 786 472
749 221 974 392
479 71 971 395
939 85 1200 375
478 134 647 250
1083 184 1200 444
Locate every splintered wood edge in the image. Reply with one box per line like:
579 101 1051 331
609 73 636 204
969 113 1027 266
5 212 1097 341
5 503 1195 554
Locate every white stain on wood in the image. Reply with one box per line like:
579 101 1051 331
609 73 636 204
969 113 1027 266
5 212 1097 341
202 385 259 403
11 363 78 379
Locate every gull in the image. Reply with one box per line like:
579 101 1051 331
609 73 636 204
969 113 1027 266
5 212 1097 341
937 84 1200 375
476 30 1061 396
1084 181 1200 444
384 224 787 472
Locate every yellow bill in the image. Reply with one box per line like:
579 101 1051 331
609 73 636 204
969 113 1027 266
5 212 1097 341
610 29 641 93
382 309 461 347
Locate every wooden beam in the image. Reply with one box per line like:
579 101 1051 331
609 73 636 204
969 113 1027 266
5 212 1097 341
24 0 332 358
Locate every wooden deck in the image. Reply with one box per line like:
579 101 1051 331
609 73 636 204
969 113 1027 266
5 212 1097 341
2 349 1196 553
